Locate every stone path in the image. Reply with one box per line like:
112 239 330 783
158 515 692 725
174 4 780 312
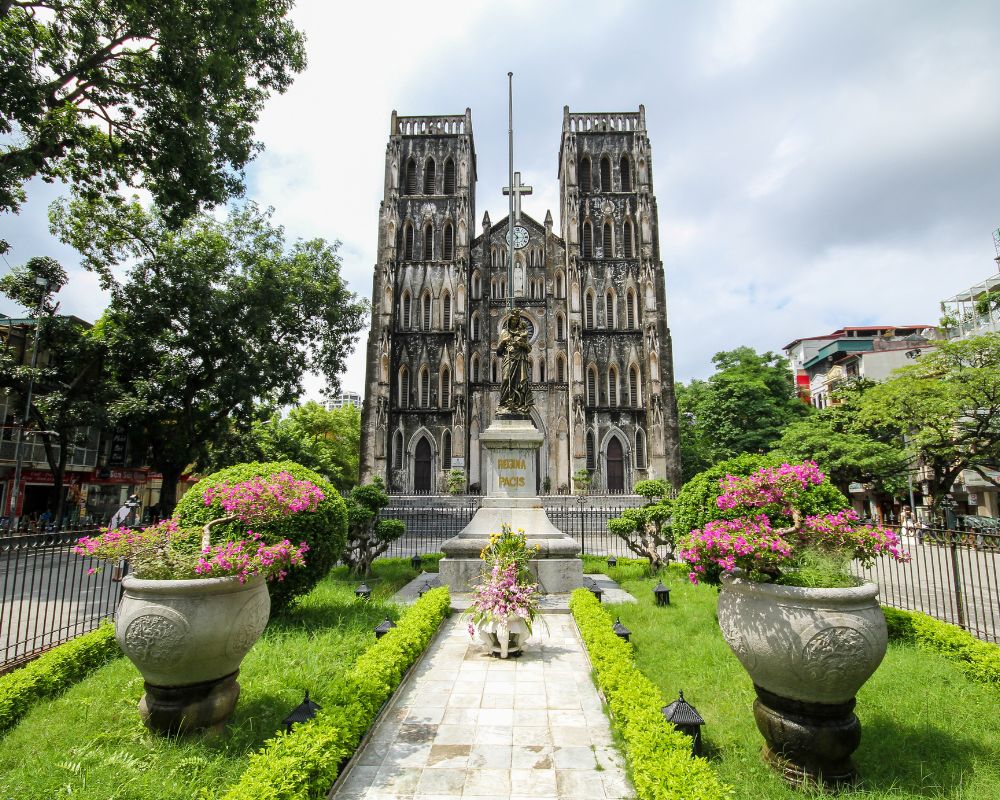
393 573 636 608
330 613 634 799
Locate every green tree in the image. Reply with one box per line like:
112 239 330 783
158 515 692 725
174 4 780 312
0 1 305 223
606 479 674 569
342 478 405 577
675 379 711 481
0 257 111 524
55 199 366 513
856 333 1000 516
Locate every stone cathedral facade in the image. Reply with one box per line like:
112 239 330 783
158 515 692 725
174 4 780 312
359 106 682 494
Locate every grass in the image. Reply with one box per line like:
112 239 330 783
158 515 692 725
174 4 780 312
0 561 421 800
604 566 1000 800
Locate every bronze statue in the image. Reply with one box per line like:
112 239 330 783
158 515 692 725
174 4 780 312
497 308 533 415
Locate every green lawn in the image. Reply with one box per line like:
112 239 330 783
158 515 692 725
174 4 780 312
0 560 420 800
604 566 1000 800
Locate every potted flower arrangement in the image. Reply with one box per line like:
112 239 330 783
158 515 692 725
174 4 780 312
676 461 908 788
467 525 539 658
74 471 319 733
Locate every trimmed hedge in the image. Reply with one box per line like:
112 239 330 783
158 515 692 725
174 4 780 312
883 607 1000 687
221 586 451 800
570 589 727 800
174 461 348 612
0 624 120 735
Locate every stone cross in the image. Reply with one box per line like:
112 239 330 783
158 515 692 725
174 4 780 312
502 171 533 224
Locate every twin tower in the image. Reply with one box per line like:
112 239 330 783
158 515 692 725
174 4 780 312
359 106 681 495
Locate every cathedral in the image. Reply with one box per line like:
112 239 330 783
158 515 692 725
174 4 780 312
359 106 682 494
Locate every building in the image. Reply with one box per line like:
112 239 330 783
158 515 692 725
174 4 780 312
359 107 682 494
326 390 362 410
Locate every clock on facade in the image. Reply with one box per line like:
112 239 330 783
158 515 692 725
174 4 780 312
506 225 529 250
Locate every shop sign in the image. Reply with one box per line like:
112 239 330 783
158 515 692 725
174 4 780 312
91 468 148 484
108 424 129 467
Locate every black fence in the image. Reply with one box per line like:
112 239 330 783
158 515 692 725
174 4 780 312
851 525 1000 644
1 526 123 672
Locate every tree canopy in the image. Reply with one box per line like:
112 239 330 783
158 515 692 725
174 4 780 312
0 0 305 224
52 198 367 511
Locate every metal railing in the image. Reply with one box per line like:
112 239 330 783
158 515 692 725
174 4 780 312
0 526 122 672
851 525 1000 644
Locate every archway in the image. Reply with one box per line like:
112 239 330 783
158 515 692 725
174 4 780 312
606 437 625 494
414 437 432 492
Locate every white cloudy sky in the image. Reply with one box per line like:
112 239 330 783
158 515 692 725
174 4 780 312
3 0 1000 399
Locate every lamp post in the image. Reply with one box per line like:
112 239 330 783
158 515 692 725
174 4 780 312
354 582 371 601
653 580 671 606
8 277 52 530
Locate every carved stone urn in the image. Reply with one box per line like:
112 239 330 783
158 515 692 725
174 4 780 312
116 574 270 734
475 616 530 659
716 573 888 788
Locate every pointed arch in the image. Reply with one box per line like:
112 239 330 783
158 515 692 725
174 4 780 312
600 155 612 192
556 312 565 341
586 364 598 406
423 157 436 193
471 352 480 383
491 356 498 383
608 364 619 407
472 270 481 299
623 218 635 258
442 430 452 470
398 365 410 408
440 365 451 408
491 246 499 268
586 431 596 470
400 289 412 329
471 311 481 341
634 427 646 470
421 291 432 330
442 290 452 330
413 434 433 492
403 222 414 260
537 358 545 383
602 222 613 257
555 269 565 298
419 366 430 407
605 435 625 493
393 429 404 471
605 289 617 329
443 157 456 194
443 222 454 260
579 155 592 192
422 223 433 260
556 354 566 383
629 365 641 407
620 154 632 192
582 220 593 258
404 158 417 195
626 288 637 329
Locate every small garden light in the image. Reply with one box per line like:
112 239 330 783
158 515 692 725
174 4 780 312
281 690 321 734
586 579 603 603
374 617 397 638
607 555 618 568
410 553 422 571
418 580 432 597
355 582 371 601
612 617 631 642
661 690 705 756
653 580 671 606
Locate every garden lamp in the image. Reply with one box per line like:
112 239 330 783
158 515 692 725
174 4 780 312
410 553 422 571
355 582 372 601
374 618 397 638
607 555 618 568
587 579 603 603
661 690 705 756
612 617 631 642
281 690 321 733
653 581 671 606
418 580 432 597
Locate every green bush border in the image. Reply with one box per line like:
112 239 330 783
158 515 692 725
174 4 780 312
0 623 120 735
221 586 451 800
883 607 1000 687
569 589 728 800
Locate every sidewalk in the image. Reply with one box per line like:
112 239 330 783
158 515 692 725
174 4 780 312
330 613 633 799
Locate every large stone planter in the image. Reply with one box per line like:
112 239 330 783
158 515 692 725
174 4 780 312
717 573 888 788
475 616 530 658
116 573 270 734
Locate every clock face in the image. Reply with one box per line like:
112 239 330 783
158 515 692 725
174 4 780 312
507 225 529 250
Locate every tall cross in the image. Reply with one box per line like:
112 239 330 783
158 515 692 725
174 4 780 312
502 171 533 224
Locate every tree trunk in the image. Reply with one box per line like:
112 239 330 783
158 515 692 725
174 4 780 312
158 462 183 517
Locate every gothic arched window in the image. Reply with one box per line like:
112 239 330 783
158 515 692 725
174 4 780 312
491 246 498 268
440 366 451 408
620 155 632 192
629 365 640 407
635 428 646 469
419 367 430 407
403 223 414 260
608 366 619 407
443 158 456 194
586 431 596 470
605 291 616 329
472 271 481 299
580 156 592 192
556 313 565 342
626 289 637 329
399 366 410 408
582 221 593 259
442 430 452 470
443 222 454 260
422 223 433 260
442 291 451 330
471 312 480 341
394 430 404 470
587 366 597 406
537 358 545 383
602 222 613 257
423 158 436 194
555 270 565 298
585 291 595 329
623 219 635 259
401 290 412 329
471 353 480 383
557 355 566 383
422 292 431 330
404 158 417 195
600 155 612 192
491 357 498 383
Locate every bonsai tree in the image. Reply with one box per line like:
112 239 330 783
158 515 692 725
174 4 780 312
573 468 592 495
447 468 466 495
606 479 674 569
342 478 405 576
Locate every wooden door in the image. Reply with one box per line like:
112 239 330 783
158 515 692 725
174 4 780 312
606 437 625 494
414 437 432 492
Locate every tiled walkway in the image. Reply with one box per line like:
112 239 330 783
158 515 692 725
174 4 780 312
331 613 634 799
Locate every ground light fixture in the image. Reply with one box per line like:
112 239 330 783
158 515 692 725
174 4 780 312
607 555 618 568
661 690 705 756
653 580 671 606
584 578 603 603
418 580 433 597
374 618 397 638
355 582 371 601
281 690 322 733
612 617 631 642
410 553 422 571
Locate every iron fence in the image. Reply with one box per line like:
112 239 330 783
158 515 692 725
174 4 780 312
0 526 122 671
851 525 1000 644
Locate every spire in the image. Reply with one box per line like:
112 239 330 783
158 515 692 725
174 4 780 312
544 209 553 233
482 211 491 230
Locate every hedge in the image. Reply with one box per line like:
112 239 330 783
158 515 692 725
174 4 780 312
0 623 120 735
883 607 1000 687
569 589 728 800
221 586 451 800
174 461 348 612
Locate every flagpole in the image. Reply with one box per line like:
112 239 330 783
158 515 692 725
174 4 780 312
507 72 514 312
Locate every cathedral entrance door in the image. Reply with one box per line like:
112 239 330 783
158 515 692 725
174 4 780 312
414 437 432 492
606 437 624 494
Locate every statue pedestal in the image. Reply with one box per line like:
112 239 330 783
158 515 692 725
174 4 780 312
439 417 583 593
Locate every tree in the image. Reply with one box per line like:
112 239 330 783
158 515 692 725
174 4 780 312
856 333 1000 517
675 379 712 481
606 479 674 569
54 199 367 513
0 257 111 524
0 1 305 223
342 479 405 577
678 347 808 467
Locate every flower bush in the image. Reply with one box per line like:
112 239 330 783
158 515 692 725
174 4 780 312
74 472 317 582
468 525 539 633
677 461 907 587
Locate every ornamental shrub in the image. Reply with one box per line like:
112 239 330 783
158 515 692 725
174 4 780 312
0 624 120 734
174 461 347 611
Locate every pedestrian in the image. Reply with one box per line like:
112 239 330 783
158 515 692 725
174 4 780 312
900 507 916 539
108 495 140 530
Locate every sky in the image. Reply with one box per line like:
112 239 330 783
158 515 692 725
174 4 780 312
3 0 1000 400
